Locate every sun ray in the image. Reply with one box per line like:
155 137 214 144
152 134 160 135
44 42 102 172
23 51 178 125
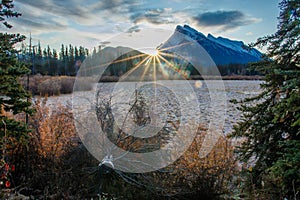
77 53 148 74
119 55 151 80
157 54 187 79
155 55 169 80
152 56 158 117
139 56 153 81
159 51 180 59
78 42 193 76
153 56 156 82
110 54 147 65
158 41 193 52
157 54 177 71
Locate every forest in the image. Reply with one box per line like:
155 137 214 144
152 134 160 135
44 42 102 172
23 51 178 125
17 41 258 78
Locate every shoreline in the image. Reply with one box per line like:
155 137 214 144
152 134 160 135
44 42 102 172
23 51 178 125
98 75 264 82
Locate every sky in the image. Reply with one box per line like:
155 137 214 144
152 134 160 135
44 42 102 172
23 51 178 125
3 0 281 52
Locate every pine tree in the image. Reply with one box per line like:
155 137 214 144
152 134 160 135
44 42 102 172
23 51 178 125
52 49 59 75
0 0 33 164
79 46 85 59
230 0 299 198
37 41 42 58
69 44 75 75
74 46 79 61
65 46 69 75
0 0 20 28
60 44 65 60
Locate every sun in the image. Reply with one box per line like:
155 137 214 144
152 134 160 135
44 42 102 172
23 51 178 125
142 48 160 57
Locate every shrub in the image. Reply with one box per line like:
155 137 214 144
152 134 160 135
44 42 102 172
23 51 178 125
10 98 98 199
59 76 75 94
19 74 52 95
37 78 61 96
20 75 93 96
74 78 93 91
4 91 237 199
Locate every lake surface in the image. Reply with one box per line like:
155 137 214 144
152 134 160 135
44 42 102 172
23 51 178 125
45 80 263 137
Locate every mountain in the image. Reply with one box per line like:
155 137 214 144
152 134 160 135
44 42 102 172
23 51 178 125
161 25 262 65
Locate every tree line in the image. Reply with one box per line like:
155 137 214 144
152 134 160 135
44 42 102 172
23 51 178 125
18 42 91 76
17 40 259 78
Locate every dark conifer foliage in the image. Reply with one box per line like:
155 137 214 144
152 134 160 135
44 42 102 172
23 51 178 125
0 0 33 163
230 0 299 198
18 42 89 76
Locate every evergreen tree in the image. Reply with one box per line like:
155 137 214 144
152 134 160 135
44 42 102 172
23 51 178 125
0 0 20 28
69 44 75 75
0 0 33 164
34 41 43 75
52 49 59 75
85 48 89 57
37 41 42 58
46 45 52 74
60 44 65 60
74 46 79 61
47 45 52 58
230 0 299 198
65 46 69 75
79 46 85 60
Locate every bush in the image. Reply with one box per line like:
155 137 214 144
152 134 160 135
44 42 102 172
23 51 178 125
4 93 237 199
74 78 93 91
19 74 52 95
59 76 75 94
37 78 61 96
9 99 97 199
20 75 93 96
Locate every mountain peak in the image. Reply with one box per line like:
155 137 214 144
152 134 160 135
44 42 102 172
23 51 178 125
172 25 262 65
176 25 206 40
207 33 215 39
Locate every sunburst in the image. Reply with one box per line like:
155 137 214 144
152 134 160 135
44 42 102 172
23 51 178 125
82 41 192 82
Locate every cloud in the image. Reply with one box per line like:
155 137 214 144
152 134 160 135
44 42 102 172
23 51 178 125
15 0 90 21
14 0 146 29
13 17 68 31
193 10 261 31
7 3 69 34
13 0 185 30
90 0 141 13
126 25 141 33
130 8 176 25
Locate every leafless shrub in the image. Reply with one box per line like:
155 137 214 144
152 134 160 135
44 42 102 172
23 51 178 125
37 78 61 96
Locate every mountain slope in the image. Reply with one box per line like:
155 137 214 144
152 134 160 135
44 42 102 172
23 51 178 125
168 25 262 65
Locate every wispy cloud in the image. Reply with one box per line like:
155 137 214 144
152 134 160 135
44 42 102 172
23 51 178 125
13 0 260 33
89 0 142 14
193 10 261 31
14 0 142 26
130 8 176 25
126 25 141 33
15 0 91 22
8 0 267 49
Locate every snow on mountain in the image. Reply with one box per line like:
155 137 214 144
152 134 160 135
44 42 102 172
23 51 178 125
207 34 245 54
166 25 263 65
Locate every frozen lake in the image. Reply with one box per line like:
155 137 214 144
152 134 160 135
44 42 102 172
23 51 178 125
46 80 263 136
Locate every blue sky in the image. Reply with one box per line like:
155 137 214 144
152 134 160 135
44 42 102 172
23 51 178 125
4 0 280 51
